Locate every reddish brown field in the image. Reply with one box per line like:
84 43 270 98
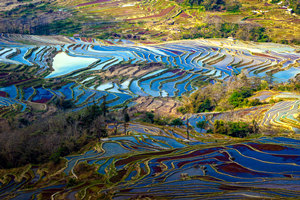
248 143 287 151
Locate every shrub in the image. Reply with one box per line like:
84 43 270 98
67 178 79 187
226 0 241 12
197 99 213 113
49 146 69 164
154 117 170 125
249 27 270 42
229 87 253 108
248 98 262 106
142 112 155 124
177 106 187 114
213 120 259 137
56 98 74 110
196 120 207 130
170 118 183 126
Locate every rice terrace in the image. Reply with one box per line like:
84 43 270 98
0 0 299 199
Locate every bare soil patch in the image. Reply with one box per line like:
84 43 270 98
129 96 182 117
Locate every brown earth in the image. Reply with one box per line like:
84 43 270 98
129 96 182 117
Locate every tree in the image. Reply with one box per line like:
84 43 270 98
197 99 213 113
265 72 274 85
228 87 252 108
55 97 74 110
123 106 130 135
259 80 269 90
111 117 120 135
186 116 190 140
144 112 155 123
213 120 227 135
289 0 300 14
170 118 183 126
249 27 270 42
251 119 259 135
213 120 254 138
93 116 108 138
248 98 261 106
80 103 102 130
196 120 207 131
226 0 241 12
177 106 187 114
100 96 107 117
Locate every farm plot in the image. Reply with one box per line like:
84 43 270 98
185 99 300 135
260 100 300 132
0 36 299 114
44 135 300 199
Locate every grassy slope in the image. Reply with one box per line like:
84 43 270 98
0 0 298 43
51 0 299 43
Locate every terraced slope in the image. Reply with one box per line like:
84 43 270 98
0 35 299 128
260 100 300 133
184 92 300 134
2 129 300 199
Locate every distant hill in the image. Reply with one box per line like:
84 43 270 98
0 0 299 43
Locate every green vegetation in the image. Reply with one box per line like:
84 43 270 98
287 0 300 14
55 98 75 110
0 0 298 44
142 112 155 124
0 1 299 199
182 0 241 12
213 119 259 137
170 118 184 126
178 72 300 114
228 87 253 107
178 71 267 113
226 0 242 12
182 23 270 42
140 112 171 125
273 80 300 92
196 120 207 130
33 19 81 35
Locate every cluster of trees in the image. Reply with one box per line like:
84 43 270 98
177 71 272 114
272 78 300 92
33 19 81 35
212 119 259 137
181 0 241 12
182 23 271 43
229 88 262 108
96 31 145 40
182 0 299 15
140 112 184 126
0 102 110 168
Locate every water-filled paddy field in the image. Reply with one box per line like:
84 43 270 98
0 36 299 113
2 130 300 199
0 36 300 199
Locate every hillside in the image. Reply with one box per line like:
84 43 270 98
0 36 299 199
0 0 300 200
0 0 299 44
